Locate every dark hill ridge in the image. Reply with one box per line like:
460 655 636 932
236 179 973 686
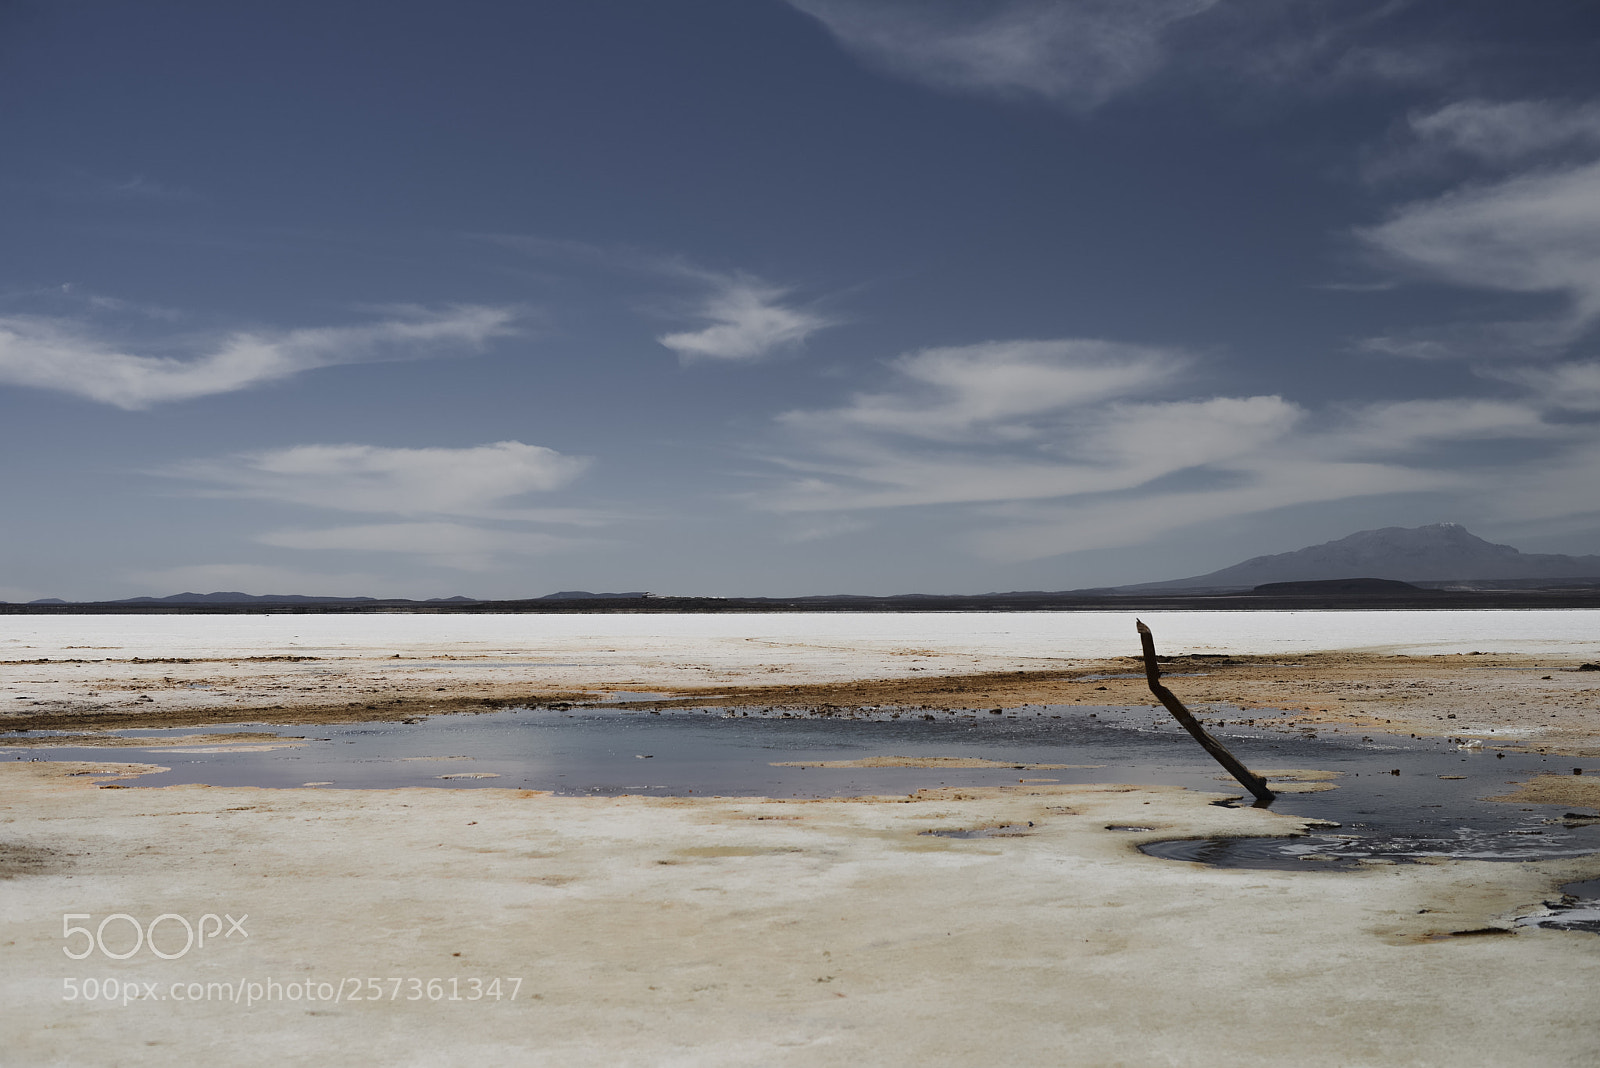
1126 524 1600 591
1253 578 1420 595
87 592 479 605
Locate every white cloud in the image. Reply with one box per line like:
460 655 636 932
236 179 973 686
786 0 1218 110
789 1 1466 114
1486 361 1600 412
769 394 1302 513
657 276 834 362
159 442 600 573
1331 398 1564 454
478 233 834 365
1358 159 1600 351
753 335 1600 563
782 339 1184 440
761 338 1302 514
0 305 517 409
162 441 590 518
258 522 583 571
1409 99 1600 167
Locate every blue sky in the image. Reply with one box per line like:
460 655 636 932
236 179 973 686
4 0 1600 599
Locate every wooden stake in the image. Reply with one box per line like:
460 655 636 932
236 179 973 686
1135 619 1276 805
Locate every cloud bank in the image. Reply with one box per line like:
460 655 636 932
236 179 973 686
756 337 1588 562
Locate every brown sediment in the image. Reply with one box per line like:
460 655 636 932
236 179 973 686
0 689 602 731
0 731 303 748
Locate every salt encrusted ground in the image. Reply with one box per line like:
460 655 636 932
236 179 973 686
4 613 1599 1064
4 761 1599 1067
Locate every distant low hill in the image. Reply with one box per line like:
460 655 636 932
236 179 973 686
55 592 482 605
1128 524 1600 590
16 591 650 606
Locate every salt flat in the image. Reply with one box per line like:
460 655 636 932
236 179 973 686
5 612 1599 756
4 611 1599 1065
6 608 1600 664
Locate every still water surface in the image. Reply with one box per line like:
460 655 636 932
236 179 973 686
12 704 1598 873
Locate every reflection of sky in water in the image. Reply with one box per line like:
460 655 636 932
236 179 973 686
8 706 1599 870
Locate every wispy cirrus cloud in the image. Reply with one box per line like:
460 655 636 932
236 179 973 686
781 338 1184 441
1361 95 1600 187
1356 95 1600 360
785 0 1219 110
161 441 592 519
753 336 1586 562
784 0 1449 111
480 233 836 363
1407 99 1600 168
761 338 1301 516
1357 157 1600 354
160 441 601 572
656 274 835 363
1330 397 1566 456
0 304 518 409
1485 360 1600 413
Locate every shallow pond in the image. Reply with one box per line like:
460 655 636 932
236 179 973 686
8 703 1598 876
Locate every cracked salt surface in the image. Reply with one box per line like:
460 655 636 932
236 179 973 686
6 704 1597 872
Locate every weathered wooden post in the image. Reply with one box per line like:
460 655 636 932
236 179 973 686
1136 619 1275 805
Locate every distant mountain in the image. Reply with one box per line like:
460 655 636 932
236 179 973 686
538 591 650 600
106 592 480 605
1130 524 1600 590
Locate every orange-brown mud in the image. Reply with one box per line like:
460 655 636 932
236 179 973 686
4 649 1597 756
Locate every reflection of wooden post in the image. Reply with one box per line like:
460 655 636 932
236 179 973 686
1136 619 1276 805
